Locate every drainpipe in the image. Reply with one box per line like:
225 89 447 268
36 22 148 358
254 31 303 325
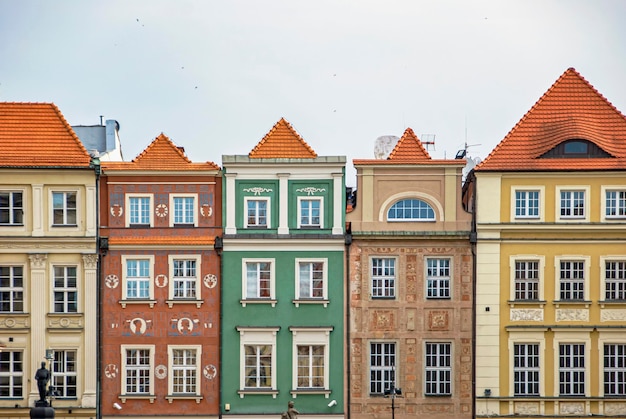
91 157 102 419
344 229 352 419
215 236 224 419
469 177 477 419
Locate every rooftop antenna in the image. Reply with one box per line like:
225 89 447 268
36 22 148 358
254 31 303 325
421 134 436 151
455 119 481 159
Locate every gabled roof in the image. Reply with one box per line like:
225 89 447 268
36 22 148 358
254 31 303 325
0 102 92 167
249 118 317 158
103 133 219 171
353 128 464 166
477 68 626 171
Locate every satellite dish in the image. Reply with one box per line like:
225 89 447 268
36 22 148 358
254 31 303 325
374 136 399 159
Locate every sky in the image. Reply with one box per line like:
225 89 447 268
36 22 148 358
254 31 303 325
1 0 626 186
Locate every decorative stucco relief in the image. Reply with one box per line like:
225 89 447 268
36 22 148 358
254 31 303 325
515 402 539 415
601 309 626 322
243 187 273 195
559 402 585 415
604 402 626 415
295 187 326 195
556 309 589 322
510 309 543 321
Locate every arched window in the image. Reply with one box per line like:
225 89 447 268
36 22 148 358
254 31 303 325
387 199 435 221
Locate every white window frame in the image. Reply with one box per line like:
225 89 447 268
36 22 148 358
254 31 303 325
558 343 586 396
168 255 202 304
371 257 396 299
169 194 198 227
121 255 155 305
241 258 275 306
0 190 24 226
387 198 435 222
555 256 590 302
237 327 279 396
556 186 589 222
297 196 324 228
294 258 328 304
52 265 78 313
51 349 78 398
512 343 540 396
50 190 78 227
509 255 545 302
553 332 590 398
244 197 270 229
0 265 24 313
508 333 545 397
602 186 626 221
511 186 544 221
0 350 23 398
425 257 451 299
424 342 452 396
600 256 626 302
597 332 626 397
126 194 153 227
369 341 397 395
290 327 332 395
121 345 155 397
167 345 202 397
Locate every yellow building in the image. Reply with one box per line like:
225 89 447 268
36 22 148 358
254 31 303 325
469 68 626 418
0 103 98 419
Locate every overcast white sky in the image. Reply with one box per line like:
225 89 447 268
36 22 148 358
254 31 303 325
1 0 626 186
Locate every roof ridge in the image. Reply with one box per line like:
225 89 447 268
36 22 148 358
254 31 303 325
387 128 432 161
249 118 317 158
133 133 192 164
50 103 91 157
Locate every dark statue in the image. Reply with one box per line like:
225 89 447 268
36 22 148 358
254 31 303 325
281 401 299 419
35 362 50 403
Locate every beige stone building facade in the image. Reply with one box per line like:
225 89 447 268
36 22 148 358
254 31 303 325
347 129 472 419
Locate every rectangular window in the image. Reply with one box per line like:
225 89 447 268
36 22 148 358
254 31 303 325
129 197 150 225
300 198 321 227
514 343 540 396
515 261 539 300
0 266 23 312
427 258 451 299
125 349 151 394
52 350 77 398
171 348 198 394
515 190 539 218
298 261 324 299
297 345 324 388
605 261 626 301
53 266 77 313
244 345 272 388
173 259 197 299
559 344 584 396
246 199 268 228
560 261 584 301
126 259 150 299
0 192 23 225
606 190 626 218
173 197 194 225
245 261 271 299
0 351 23 397
425 342 452 395
560 190 585 218
370 342 396 395
52 192 77 226
371 258 395 298
604 344 626 396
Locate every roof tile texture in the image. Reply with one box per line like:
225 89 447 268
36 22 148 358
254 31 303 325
477 68 626 171
0 102 92 167
249 118 317 158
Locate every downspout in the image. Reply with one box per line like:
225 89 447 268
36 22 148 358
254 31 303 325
91 158 102 419
469 176 477 419
344 227 352 419
215 235 224 419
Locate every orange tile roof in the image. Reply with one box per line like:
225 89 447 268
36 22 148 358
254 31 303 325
353 128 465 166
477 68 626 171
102 133 219 171
0 102 92 167
249 118 317 158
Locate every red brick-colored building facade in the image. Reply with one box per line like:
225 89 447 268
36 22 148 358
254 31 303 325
98 134 222 418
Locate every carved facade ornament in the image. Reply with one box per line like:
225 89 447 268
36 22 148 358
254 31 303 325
173 317 199 334
28 254 47 269
105 274 119 289
243 187 273 195
559 402 584 415
295 187 326 196
0 317 28 329
555 309 589 322
110 204 123 217
604 402 626 415
201 204 213 217
82 254 98 270
203 364 217 380
155 365 167 379
155 274 168 288
428 310 449 330
104 364 118 379
601 309 626 322
127 318 150 335
515 402 539 415
204 274 218 288
155 203 168 217
510 309 543 322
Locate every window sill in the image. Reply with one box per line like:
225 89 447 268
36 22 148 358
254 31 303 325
553 300 591 308
119 299 157 308
119 394 156 403
166 299 203 308
237 389 278 398
293 299 328 308
241 299 277 308
51 224 78 228
508 300 546 308
600 300 626 308
165 395 202 403
291 389 331 398
128 224 152 228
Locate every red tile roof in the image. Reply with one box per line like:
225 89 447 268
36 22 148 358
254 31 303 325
103 133 219 171
0 102 92 167
249 118 317 158
477 68 626 171
353 128 465 166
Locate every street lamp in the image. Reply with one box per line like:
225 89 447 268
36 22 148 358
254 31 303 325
384 385 402 419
